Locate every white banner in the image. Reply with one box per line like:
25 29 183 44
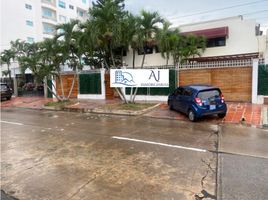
110 69 169 88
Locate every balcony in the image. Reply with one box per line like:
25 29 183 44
41 0 56 7
42 7 57 22
42 22 56 35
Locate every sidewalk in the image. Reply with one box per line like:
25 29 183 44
0 97 266 127
145 103 264 127
0 96 53 109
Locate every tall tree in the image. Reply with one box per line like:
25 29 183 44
0 49 16 82
156 21 174 66
89 0 127 68
138 10 163 68
56 20 83 99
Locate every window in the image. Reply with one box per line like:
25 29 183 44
197 90 220 100
183 89 193 96
82 0 86 4
69 4 74 9
43 23 55 34
27 37 34 43
206 37 226 48
59 15 67 23
138 46 153 55
42 8 53 17
58 0 66 8
78 10 84 17
26 20 33 26
25 4 32 10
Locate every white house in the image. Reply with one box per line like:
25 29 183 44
123 16 267 68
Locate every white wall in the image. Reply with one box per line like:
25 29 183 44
180 16 261 57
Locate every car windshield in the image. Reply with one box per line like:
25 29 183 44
0 84 8 91
197 89 220 100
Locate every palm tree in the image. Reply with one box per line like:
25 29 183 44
0 49 16 82
55 20 82 99
89 0 126 68
38 38 66 101
10 39 26 58
180 35 206 64
156 21 175 66
17 42 42 84
138 10 163 68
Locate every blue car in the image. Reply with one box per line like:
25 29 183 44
168 85 227 122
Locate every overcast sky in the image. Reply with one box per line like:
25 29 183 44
93 0 268 31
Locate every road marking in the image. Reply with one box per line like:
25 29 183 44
112 136 207 153
0 120 24 126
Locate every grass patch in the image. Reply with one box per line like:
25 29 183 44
101 103 157 111
44 100 75 107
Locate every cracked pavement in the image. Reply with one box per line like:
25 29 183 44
1 108 268 200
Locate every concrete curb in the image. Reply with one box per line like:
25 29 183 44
262 107 268 128
50 103 161 116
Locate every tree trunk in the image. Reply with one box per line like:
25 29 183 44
132 87 139 103
121 48 124 67
47 85 63 101
67 73 77 99
132 49 135 69
58 72 65 99
109 43 116 68
141 52 146 68
115 87 128 103
130 87 133 102
166 57 169 67
7 64 12 83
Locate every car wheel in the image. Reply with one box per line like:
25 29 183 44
168 100 173 110
218 113 226 118
6 96 11 100
188 110 196 122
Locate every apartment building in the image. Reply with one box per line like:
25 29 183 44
0 0 90 52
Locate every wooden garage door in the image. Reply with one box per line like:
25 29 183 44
178 67 252 102
56 74 78 98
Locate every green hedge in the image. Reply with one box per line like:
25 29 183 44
126 69 177 96
79 73 101 94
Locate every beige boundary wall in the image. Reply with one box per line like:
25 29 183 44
178 66 252 102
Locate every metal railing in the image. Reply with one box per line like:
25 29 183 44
132 59 255 70
178 59 252 70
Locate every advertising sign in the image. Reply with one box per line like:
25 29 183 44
110 69 169 88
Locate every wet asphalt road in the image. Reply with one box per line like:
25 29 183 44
1 108 268 200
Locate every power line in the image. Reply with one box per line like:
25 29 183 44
169 0 268 19
242 9 268 16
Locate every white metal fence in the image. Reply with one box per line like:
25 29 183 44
134 59 256 70
178 59 253 70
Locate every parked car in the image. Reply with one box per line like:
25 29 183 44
168 85 227 122
1 83 12 100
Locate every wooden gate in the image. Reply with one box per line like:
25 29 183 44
178 66 252 102
105 73 114 99
56 74 78 98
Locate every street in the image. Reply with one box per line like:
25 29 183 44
1 108 268 200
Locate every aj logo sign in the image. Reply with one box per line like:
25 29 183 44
110 69 169 88
149 70 160 82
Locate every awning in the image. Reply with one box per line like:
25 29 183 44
181 27 229 39
188 52 259 62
